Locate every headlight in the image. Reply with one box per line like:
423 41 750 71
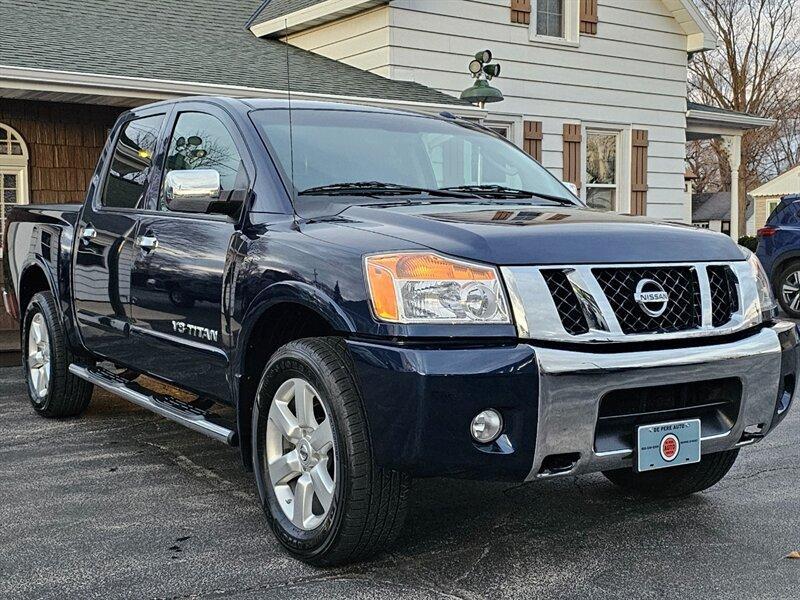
741 246 778 320
365 252 510 324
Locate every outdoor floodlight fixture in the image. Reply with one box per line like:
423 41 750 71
475 49 492 64
483 63 501 80
461 49 504 108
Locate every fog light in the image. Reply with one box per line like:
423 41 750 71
470 409 503 443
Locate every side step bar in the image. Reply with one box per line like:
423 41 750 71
69 365 237 445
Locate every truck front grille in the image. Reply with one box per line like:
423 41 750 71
595 378 741 454
707 265 740 327
593 267 702 334
501 261 756 343
541 270 589 335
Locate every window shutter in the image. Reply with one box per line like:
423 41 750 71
562 124 582 190
631 129 649 216
523 121 543 162
580 0 598 35
511 0 531 24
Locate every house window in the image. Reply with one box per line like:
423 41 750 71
485 124 511 139
0 123 29 256
535 0 563 38
766 198 781 219
585 130 619 210
530 0 579 45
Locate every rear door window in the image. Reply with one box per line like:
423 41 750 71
101 115 164 209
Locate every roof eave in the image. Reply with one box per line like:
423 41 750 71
0 64 483 117
250 0 389 38
661 0 718 52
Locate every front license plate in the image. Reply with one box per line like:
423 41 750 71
637 419 701 472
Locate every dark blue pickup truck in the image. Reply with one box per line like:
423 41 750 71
2 97 796 565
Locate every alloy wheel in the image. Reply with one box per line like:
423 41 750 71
27 312 51 399
265 378 336 531
782 270 800 313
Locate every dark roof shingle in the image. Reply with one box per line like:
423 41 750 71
0 0 464 107
692 192 754 221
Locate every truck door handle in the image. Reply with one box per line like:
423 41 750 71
80 226 97 243
136 235 159 252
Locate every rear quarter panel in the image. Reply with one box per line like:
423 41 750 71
3 205 80 335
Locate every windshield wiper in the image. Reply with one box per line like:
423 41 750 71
439 184 577 205
299 181 477 198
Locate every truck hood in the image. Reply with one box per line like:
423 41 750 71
338 203 745 265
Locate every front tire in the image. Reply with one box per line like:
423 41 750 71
602 449 739 498
23 291 93 417
776 261 800 318
252 337 410 566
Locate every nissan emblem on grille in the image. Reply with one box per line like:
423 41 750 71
633 279 669 317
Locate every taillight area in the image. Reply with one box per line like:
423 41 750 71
757 226 778 238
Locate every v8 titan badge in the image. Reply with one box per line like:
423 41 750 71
637 419 701 472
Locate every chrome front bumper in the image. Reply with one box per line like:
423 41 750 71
525 321 798 481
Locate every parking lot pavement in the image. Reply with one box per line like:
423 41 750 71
0 365 798 600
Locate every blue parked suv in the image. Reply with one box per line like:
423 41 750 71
757 194 800 318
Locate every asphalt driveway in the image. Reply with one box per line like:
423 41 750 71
0 364 798 600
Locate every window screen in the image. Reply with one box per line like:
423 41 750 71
101 115 164 209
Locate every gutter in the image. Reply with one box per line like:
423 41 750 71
686 108 775 130
0 65 485 118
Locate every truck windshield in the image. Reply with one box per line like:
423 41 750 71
251 108 577 205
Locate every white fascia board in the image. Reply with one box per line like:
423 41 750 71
0 65 485 118
250 0 388 37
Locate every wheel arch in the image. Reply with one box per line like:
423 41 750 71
18 260 56 317
234 282 357 470
770 251 800 290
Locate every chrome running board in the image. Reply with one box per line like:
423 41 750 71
69 364 237 445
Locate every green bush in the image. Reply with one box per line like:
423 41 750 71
738 236 758 252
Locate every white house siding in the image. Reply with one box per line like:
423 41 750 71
385 0 690 221
286 6 392 77
280 0 692 221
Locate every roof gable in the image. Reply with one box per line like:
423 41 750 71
750 165 800 198
251 0 718 51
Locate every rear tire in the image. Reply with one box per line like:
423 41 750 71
776 261 800 318
22 291 93 417
602 449 739 498
252 337 410 566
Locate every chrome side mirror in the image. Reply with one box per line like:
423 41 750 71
164 169 221 209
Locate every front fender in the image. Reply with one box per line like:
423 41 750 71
239 280 357 338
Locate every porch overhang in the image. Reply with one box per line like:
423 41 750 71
687 102 775 141
685 102 774 238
